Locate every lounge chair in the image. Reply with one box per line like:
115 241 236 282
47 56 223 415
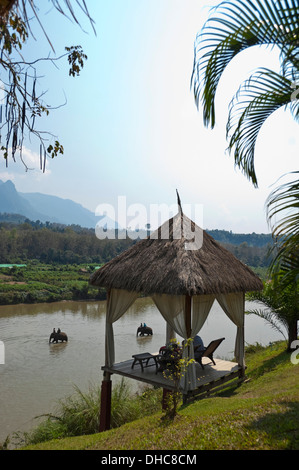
195 337 225 369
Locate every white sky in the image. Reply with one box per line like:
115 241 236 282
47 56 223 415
0 0 298 233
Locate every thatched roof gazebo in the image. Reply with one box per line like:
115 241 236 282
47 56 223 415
90 212 262 297
90 202 263 431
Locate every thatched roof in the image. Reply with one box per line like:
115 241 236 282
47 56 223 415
90 212 263 296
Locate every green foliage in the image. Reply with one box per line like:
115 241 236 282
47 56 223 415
0 219 271 268
246 277 299 349
206 229 272 247
65 46 88 77
0 263 107 305
0 219 272 305
267 172 299 287
1 12 27 54
0 2 93 169
0 221 134 265
15 380 162 448
192 0 299 186
192 0 298 296
160 339 195 420
47 141 64 159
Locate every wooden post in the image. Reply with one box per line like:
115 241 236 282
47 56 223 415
99 371 112 432
185 294 192 338
99 288 112 432
241 293 246 378
183 294 192 399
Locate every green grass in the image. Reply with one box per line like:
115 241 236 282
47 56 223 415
20 341 299 450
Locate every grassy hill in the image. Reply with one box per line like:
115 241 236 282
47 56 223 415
22 342 299 450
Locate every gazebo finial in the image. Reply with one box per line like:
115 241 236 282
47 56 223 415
176 189 183 214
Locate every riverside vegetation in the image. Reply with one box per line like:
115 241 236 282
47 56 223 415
0 263 106 305
0 218 270 305
4 341 297 450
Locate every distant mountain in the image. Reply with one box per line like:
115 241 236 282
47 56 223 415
0 180 47 222
20 191 98 228
0 180 271 244
0 180 111 229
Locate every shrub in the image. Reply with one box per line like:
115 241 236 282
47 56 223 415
15 380 162 447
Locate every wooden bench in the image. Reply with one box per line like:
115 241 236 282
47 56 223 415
131 352 159 372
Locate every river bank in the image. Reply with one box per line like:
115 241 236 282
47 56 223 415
0 263 106 305
0 296 284 445
21 342 299 450
0 262 267 307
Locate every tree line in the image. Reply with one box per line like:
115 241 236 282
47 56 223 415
0 219 272 267
0 221 133 265
206 229 271 247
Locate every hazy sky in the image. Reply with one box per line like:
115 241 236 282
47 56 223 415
0 0 298 233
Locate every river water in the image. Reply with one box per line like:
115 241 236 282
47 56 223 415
0 297 283 444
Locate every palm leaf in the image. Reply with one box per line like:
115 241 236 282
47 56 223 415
246 307 287 339
266 172 299 284
192 0 299 184
192 0 298 117
226 69 296 185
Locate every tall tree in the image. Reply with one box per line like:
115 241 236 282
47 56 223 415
0 0 95 170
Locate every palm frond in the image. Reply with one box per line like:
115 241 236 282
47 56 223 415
192 0 299 185
192 0 299 124
226 69 296 186
246 307 287 339
266 172 299 284
267 171 299 232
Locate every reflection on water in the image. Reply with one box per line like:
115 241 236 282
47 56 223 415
49 342 68 357
0 298 283 443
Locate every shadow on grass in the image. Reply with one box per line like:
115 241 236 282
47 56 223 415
217 349 291 398
246 349 290 380
246 401 299 450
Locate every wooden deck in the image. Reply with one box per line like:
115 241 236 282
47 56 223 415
102 355 242 401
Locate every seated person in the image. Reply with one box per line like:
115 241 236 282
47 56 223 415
193 335 205 360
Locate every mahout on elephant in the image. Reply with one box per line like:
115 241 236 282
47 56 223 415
49 330 68 343
136 326 153 336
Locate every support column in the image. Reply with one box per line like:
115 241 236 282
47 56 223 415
99 371 112 432
185 295 192 338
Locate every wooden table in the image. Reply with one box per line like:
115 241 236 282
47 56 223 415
131 352 159 372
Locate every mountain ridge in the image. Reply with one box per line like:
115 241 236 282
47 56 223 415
0 180 272 246
0 179 100 228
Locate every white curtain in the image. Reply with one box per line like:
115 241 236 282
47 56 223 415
105 288 139 367
192 295 215 335
152 294 186 339
152 293 215 391
166 322 175 345
186 294 215 390
216 292 245 368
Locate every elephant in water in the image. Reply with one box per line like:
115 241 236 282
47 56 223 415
136 326 153 336
49 332 68 343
